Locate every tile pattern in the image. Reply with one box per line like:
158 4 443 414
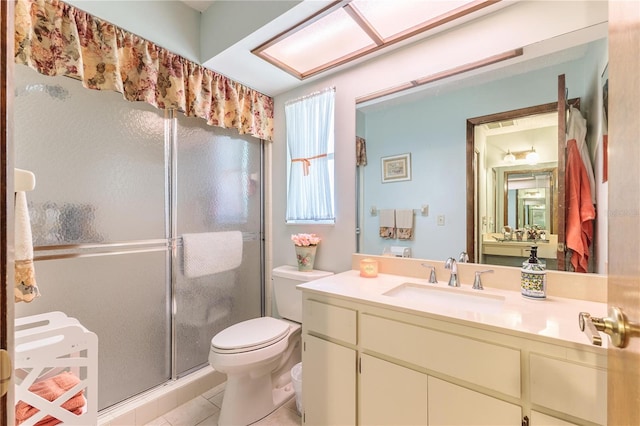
145 383 301 426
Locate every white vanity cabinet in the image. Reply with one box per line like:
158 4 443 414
360 311 522 426
301 289 606 426
302 299 357 426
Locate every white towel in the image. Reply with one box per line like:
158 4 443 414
182 231 243 278
14 191 39 302
395 209 414 240
379 209 396 239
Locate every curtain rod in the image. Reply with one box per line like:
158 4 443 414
285 86 335 105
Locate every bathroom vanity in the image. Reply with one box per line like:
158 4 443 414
298 265 607 426
481 233 559 269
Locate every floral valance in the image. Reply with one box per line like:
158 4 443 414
14 0 274 141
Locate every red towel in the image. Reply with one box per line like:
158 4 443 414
15 371 86 426
565 138 596 272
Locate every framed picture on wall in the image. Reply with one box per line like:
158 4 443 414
381 153 411 183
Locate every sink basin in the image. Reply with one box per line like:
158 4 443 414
383 283 505 313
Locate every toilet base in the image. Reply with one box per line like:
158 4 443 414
218 371 295 425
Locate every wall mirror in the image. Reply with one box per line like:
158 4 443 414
356 29 607 274
506 170 555 232
469 105 564 270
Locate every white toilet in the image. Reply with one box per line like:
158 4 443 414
209 265 333 425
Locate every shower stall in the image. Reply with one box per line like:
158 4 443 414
13 64 264 410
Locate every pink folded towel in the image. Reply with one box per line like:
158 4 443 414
15 371 86 425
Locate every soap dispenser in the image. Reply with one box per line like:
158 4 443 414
521 246 546 299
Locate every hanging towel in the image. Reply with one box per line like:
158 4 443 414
15 371 86 426
567 105 596 204
395 209 414 240
378 209 396 239
565 139 596 273
182 231 243 278
14 191 39 303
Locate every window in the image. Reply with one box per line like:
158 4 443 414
285 87 335 223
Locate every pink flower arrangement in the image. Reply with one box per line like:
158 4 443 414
291 233 321 247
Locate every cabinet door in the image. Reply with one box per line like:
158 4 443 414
360 354 428 426
530 410 580 425
428 377 521 425
303 334 356 426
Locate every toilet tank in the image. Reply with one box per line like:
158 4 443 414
272 265 333 322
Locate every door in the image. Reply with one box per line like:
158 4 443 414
0 1 14 425
359 354 428 425
303 334 356 426
606 1 640 424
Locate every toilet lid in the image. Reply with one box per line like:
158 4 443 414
211 317 290 352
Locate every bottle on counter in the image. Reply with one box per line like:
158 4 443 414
521 246 546 299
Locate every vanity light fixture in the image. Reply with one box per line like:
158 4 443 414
526 146 539 164
503 149 516 163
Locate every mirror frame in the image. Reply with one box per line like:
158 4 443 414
465 97 579 264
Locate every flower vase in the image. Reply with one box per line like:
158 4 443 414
295 245 317 272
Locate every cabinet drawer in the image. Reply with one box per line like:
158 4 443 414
530 354 606 425
304 299 357 344
361 313 520 398
483 244 529 257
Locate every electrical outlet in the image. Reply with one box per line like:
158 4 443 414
437 215 445 226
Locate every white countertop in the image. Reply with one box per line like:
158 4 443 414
298 270 608 350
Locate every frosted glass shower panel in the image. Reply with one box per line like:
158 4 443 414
176 117 262 232
14 65 166 244
14 251 170 410
174 114 263 375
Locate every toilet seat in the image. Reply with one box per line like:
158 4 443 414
211 317 290 354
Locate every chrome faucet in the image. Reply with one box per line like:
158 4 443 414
444 257 459 287
421 263 437 283
459 251 469 263
472 269 494 290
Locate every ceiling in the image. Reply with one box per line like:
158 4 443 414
177 0 513 96
180 0 216 13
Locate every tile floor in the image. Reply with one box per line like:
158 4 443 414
144 383 302 426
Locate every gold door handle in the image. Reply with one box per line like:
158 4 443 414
579 307 640 348
0 349 11 397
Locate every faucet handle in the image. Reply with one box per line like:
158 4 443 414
421 263 437 283
472 269 494 290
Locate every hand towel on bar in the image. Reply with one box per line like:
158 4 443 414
182 231 243 278
396 209 414 240
379 209 396 239
14 191 39 303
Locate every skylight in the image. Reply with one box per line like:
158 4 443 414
253 0 500 80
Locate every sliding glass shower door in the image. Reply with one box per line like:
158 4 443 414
174 114 263 375
13 64 264 410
